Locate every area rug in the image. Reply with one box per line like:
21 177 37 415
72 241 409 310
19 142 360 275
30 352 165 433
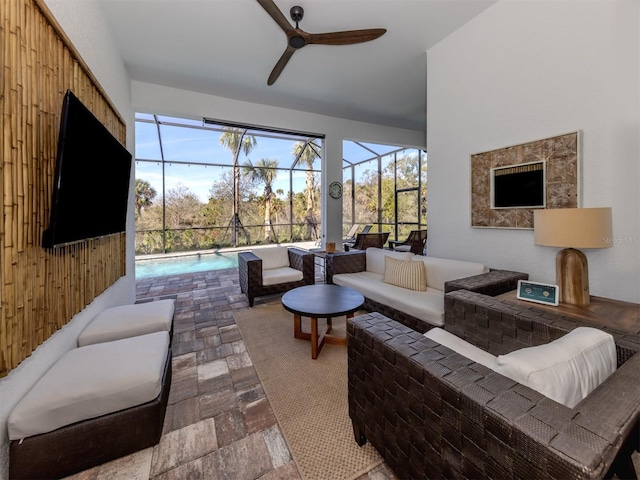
233 304 383 480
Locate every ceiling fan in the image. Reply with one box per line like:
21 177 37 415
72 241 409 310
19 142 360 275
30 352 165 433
256 0 386 85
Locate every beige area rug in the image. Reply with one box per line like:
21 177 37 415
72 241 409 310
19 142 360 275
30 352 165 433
234 304 383 480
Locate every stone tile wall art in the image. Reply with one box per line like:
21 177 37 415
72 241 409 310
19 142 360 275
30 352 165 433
471 131 580 229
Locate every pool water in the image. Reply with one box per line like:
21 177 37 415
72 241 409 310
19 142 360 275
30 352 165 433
135 252 239 279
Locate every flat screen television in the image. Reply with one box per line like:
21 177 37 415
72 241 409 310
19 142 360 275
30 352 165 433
491 160 545 209
42 90 132 248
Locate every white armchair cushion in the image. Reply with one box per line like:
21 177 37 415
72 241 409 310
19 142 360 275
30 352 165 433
365 247 413 275
495 327 616 408
424 328 497 369
78 299 175 346
252 246 290 270
8 332 169 440
262 266 303 286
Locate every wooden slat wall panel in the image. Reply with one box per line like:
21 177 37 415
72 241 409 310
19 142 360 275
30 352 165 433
0 0 127 377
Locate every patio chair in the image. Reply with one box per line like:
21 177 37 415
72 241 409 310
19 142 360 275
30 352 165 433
389 229 427 255
342 224 360 244
344 224 373 248
238 246 315 307
351 232 389 250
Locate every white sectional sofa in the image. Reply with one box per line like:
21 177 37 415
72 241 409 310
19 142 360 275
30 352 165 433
327 247 527 333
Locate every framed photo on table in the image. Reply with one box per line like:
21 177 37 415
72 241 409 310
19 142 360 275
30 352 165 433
516 280 559 306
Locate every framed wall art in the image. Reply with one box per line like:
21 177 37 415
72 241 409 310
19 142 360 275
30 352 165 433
471 131 580 229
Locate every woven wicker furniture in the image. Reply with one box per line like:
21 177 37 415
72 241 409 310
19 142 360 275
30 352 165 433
388 229 427 254
238 247 315 306
9 338 172 480
351 232 390 250
326 249 527 332
347 290 640 480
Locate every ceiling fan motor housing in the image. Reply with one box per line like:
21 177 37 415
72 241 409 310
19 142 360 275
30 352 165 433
290 6 304 23
289 35 306 48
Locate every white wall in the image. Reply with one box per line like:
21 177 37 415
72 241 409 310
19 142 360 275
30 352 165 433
131 81 425 247
427 0 639 303
0 1 134 477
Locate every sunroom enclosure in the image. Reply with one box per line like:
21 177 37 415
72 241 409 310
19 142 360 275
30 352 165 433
134 115 323 254
342 142 427 243
133 114 427 256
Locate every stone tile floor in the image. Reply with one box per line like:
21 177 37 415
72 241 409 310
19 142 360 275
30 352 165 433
67 265 397 480
67 263 640 480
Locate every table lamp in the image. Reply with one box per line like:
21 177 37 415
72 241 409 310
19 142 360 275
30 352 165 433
534 207 612 307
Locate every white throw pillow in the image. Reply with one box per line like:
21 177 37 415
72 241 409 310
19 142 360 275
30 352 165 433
495 327 616 408
365 247 413 275
383 256 427 291
252 246 290 270
411 256 488 291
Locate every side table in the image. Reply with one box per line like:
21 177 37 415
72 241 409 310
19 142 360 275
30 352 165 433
496 290 640 334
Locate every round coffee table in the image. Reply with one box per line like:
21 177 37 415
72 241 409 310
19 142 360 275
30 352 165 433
281 284 364 359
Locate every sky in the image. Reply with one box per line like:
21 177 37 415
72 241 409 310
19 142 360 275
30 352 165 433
134 114 408 203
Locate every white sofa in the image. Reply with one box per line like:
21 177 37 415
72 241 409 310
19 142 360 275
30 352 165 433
332 248 488 329
328 248 527 333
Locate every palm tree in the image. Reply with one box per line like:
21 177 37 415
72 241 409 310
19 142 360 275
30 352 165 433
219 127 257 245
134 179 157 219
243 158 279 243
292 140 321 240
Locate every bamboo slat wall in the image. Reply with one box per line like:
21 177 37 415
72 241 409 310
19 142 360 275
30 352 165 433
0 0 127 377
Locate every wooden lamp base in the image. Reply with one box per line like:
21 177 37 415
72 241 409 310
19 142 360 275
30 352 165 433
556 248 590 307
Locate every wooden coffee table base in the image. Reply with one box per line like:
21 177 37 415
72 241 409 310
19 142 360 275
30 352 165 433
293 313 351 359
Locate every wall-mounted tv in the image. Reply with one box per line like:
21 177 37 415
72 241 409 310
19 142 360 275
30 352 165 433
42 90 132 248
491 160 546 209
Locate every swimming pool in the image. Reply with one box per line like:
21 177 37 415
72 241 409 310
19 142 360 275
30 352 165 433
135 251 239 279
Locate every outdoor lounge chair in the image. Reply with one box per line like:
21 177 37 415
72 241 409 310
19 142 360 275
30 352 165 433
344 225 373 248
342 224 360 244
389 229 427 254
351 231 389 250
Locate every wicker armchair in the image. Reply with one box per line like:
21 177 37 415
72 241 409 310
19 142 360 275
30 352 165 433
352 232 389 250
389 229 427 254
348 290 640 480
238 247 315 306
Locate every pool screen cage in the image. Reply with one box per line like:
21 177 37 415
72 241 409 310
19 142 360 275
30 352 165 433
134 114 324 254
134 114 426 256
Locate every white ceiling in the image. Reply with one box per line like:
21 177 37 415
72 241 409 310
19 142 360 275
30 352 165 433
96 0 497 132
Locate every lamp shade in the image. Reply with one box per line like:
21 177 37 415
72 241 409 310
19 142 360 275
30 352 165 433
534 208 612 249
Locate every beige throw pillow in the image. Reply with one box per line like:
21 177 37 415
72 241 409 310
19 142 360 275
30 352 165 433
382 256 427 291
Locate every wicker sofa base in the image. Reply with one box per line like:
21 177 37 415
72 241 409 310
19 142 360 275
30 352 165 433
348 294 640 480
9 349 172 480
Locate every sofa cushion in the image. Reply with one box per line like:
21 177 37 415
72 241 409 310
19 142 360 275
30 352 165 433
333 272 445 327
78 299 175 347
365 247 413 275
252 246 290 270
412 256 488 291
262 266 303 286
383 256 426 291
8 331 170 440
495 327 616 408
424 328 497 369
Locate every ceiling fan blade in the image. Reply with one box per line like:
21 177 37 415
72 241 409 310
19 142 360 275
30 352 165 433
256 0 294 34
308 28 386 46
268 46 296 85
